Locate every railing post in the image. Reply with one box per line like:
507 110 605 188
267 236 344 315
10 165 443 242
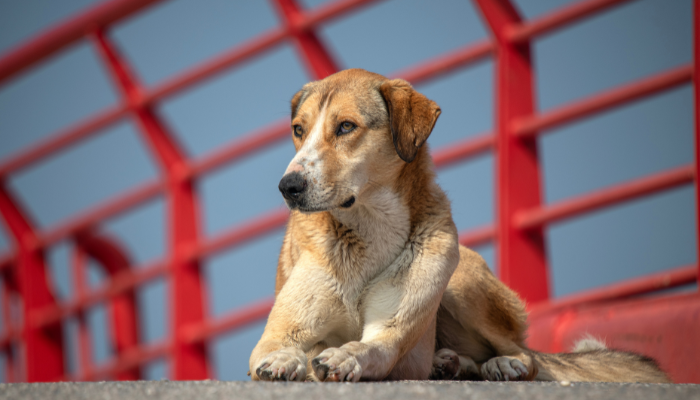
71 248 93 380
2 272 18 382
0 182 64 381
271 0 340 79
74 232 141 380
91 30 210 380
694 0 700 287
473 0 550 303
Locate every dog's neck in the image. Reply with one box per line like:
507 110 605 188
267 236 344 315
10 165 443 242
330 185 411 270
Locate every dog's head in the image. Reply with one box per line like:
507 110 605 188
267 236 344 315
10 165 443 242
278 69 441 212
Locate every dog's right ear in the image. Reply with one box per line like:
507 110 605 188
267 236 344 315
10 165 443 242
291 89 305 119
379 79 441 163
291 82 316 119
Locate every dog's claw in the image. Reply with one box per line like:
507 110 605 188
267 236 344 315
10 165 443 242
312 347 362 382
255 348 306 382
481 356 530 382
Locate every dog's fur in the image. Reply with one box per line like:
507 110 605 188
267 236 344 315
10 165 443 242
248 69 671 383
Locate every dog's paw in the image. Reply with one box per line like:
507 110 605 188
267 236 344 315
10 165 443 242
311 347 362 382
481 356 529 381
255 347 307 381
430 348 460 380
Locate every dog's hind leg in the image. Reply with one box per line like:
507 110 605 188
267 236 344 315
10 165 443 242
436 246 537 381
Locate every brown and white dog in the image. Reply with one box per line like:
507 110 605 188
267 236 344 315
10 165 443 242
248 69 670 383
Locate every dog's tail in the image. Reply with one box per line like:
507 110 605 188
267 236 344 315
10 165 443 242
531 336 671 383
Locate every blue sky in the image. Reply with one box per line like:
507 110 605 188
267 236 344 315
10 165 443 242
0 0 695 381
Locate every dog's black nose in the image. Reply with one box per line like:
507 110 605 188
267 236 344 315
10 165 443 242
278 172 306 200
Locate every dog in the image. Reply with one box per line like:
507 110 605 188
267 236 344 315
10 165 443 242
248 68 671 383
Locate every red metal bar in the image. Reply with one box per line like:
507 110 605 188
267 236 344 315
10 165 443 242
191 208 289 262
75 233 141 380
92 30 209 380
529 264 697 316
516 164 695 230
33 260 168 329
1 276 17 382
508 0 635 43
514 65 693 137
391 40 494 84
300 0 384 29
0 253 12 272
0 0 166 84
272 0 340 79
71 248 93 381
79 340 170 381
146 0 379 103
184 298 275 344
191 121 289 177
0 105 128 178
694 0 700 286
38 180 163 249
458 225 496 248
144 29 286 105
0 182 64 381
432 133 494 169
475 0 550 303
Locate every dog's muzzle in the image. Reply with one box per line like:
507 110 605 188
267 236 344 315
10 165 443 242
278 172 306 204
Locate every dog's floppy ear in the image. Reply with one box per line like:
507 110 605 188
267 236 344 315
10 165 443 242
291 82 316 119
379 79 441 163
291 89 306 119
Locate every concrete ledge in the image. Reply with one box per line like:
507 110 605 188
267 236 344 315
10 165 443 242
1 381 699 400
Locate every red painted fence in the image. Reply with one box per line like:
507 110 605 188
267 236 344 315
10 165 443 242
0 0 698 383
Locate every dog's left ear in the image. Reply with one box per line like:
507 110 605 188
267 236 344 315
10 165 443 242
379 79 441 163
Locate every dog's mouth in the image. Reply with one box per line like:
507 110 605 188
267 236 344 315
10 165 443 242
293 195 356 213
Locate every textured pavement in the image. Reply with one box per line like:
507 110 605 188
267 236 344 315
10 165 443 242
1 381 699 400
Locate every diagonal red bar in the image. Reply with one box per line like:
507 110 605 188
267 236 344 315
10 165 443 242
32 260 168 329
183 298 275 344
75 233 142 380
0 182 64 381
78 341 171 381
529 264 698 316
459 225 496 248
272 0 340 79
38 180 164 248
192 208 290 261
0 0 166 84
0 105 128 178
92 29 210 380
507 0 635 43
515 164 695 230
513 65 693 137
432 133 494 169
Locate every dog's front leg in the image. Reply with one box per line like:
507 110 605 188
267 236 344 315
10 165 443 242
249 265 340 381
311 230 460 382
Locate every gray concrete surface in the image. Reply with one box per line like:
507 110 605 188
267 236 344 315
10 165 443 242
1 381 698 400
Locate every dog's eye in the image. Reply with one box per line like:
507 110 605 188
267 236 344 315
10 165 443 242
293 125 303 138
338 121 356 135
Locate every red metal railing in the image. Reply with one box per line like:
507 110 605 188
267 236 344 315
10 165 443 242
0 0 698 383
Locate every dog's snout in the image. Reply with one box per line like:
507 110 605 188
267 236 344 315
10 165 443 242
279 172 306 200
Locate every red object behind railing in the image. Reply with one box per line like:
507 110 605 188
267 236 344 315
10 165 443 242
0 0 698 383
